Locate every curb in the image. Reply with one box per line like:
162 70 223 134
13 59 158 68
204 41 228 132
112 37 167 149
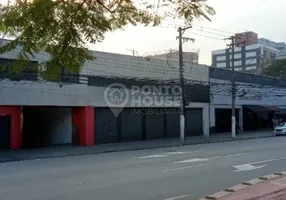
192 135 274 146
0 135 274 163
199 171 286 200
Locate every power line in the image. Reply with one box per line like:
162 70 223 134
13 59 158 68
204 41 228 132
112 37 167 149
191 24 235 35
162 19 235 35
191 27 230 37
2 71 286 96
158 22 228 40
2 47 286 100
3 79 286 101
2 63 285 92
162 21 231 37
155 23 234 41
0 50 283 90
1 71 286 104
185 31 225 41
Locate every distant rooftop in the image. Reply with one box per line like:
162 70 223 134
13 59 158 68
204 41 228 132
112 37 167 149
146 51 199 63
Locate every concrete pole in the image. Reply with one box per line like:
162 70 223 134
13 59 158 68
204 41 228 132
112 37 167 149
178 27 185 145
231 36 236 138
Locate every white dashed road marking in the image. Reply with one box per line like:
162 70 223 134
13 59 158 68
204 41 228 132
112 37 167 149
162 164 203 172
174 158 209 164
233 156 286 172
139 151 199 159
164 194 190 200
174 153 244 164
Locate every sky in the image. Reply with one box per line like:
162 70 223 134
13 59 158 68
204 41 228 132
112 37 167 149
89 0 286 65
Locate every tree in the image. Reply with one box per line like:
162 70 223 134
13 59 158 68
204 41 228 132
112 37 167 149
260 59 286 79
0 0 215 79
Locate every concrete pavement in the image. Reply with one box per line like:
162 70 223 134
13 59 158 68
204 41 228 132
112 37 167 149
0 136 286 200
205 174 286 200
0 130 273 162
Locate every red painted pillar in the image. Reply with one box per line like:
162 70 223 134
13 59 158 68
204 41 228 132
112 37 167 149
82 106 94 146
10 107 21 149
0 106 21 149
72 106 94 146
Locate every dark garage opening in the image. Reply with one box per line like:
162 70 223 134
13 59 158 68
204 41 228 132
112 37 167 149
22 106 72 148
243 105 274 131
120 109 142 142
166 111 180 138
215 108 239 133
95 108 118 144
0 116 10 149
185 108 203 136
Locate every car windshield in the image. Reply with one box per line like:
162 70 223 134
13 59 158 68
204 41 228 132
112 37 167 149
277 122 286 127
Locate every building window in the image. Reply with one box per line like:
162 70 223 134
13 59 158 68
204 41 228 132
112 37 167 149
245 52 256 57
59 67 79 84
0 58 38 81
216 56 226 61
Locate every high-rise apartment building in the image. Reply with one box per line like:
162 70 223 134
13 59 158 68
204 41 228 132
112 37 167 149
212 31 283 72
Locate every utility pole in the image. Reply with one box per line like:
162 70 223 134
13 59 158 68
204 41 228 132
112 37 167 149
257 55 265 75
230 36 236 138
225 36 236 138
126 49 137 56
225 34 245 138
177 26 195 145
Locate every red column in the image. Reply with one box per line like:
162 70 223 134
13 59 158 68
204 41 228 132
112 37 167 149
72 106 94 146
0 106 21 149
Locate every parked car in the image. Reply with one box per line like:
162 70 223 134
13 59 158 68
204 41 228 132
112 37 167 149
274 121 286 136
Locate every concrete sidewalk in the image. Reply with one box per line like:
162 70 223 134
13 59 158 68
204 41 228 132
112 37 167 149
0 130 274 163
205 174 286 200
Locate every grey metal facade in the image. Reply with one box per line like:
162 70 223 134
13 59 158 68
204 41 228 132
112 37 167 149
120 109 143 142
88 76 210 103
94 107 203 144
95 108 118 144
145 112 165 140
210 67 286 87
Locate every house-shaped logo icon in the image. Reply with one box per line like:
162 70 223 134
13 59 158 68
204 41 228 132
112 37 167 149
104 83 129 113
108 89 125 102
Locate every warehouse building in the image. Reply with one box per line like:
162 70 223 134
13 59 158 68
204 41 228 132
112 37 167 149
0 40 210 149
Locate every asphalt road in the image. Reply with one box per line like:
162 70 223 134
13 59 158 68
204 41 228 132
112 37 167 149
1 136 286 200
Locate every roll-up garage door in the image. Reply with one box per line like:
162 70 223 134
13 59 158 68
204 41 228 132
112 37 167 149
120 109 142 142
145 110 164 140
95 108 118 144
166 110 180 138
0 116 10 149
185 108 203 136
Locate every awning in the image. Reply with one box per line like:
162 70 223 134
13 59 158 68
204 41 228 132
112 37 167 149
264 106 281 111
243 105 280 112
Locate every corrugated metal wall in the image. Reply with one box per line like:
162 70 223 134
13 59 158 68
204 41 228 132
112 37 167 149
0 116 10 149
95 107 203 144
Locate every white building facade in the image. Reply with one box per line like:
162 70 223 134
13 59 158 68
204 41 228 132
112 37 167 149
212 44 280 72
209 67 286 134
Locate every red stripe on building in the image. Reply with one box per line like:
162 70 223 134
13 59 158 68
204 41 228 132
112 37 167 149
0 106 21 149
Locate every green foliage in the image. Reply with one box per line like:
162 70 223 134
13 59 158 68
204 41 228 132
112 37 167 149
0 64 6 72
260 59 286 79
0 0 215 79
